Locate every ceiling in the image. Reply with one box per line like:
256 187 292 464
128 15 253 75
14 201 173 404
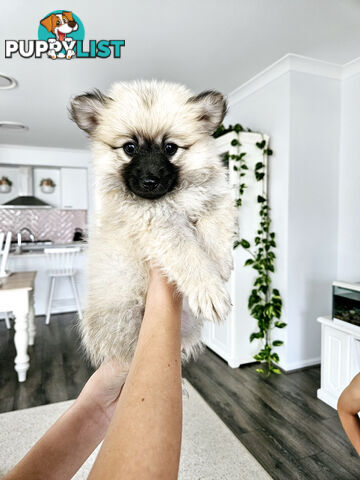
1 0 360 149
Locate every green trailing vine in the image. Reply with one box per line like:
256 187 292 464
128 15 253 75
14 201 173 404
214 123 286 376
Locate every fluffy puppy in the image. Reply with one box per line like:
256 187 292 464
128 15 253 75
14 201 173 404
70 80 235 368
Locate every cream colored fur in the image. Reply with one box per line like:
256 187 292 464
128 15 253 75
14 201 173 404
70 80 235 368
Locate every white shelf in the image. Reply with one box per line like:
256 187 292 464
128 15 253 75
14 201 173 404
318 316 360 339
317 315 360 409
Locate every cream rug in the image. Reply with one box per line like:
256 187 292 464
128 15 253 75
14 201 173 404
0 380 270 479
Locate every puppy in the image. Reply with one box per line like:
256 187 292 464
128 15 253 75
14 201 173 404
40 11 78 59
70 81 235 368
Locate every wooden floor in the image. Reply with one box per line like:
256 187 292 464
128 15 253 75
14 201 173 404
0 313 358 479
0 312 94 413
183 349 359 480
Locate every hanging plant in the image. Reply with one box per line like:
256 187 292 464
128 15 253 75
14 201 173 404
0 176 12 193
40 177 56 194
214 123 285 376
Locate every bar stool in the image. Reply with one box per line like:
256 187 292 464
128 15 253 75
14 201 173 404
44 247 83 325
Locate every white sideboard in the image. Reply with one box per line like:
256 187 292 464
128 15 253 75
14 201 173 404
317 316 360 409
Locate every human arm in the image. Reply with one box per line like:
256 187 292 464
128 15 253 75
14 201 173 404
337 373 360 456
3 361 127 480
88 266 183 480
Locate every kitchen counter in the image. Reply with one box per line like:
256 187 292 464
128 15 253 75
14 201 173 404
8 243 87 316
9 242 87 257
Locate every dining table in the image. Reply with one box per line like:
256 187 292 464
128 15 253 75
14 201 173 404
0 271 36 382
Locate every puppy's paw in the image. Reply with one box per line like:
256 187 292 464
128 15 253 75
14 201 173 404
188 280 231 323
219 260 233 282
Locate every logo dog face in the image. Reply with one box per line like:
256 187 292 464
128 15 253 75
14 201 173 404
70 81 227 200
40 11 78 42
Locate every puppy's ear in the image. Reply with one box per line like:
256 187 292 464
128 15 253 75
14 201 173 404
69 89 111 136
187 90 227 135
40 14 56 32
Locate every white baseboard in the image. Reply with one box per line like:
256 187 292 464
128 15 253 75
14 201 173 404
205 342 256 369
280 356 321 372
35 298 84 316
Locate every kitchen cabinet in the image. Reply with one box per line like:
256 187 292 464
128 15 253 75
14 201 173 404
61 168 88 210
33 167 61 207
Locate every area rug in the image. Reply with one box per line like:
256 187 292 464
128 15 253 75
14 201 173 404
0 380 271 479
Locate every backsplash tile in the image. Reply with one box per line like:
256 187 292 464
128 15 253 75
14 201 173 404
0 209 87 243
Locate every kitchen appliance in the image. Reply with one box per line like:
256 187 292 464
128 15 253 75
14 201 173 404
1 166 51 208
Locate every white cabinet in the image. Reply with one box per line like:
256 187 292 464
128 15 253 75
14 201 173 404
0 165 88 210
317 316 360 409
60 168 88 210
33 167 61 207
201 131 269 368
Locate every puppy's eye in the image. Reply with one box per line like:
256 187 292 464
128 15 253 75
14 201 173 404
164 143 178 156
56 20 61 25
63 18 68 23
123 142 137 156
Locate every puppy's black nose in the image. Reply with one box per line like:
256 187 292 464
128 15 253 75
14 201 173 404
68 20 76 28
142 178 159 191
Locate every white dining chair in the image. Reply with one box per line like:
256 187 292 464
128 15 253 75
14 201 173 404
2 312 11 329
44 247 83 325
0 232 13 329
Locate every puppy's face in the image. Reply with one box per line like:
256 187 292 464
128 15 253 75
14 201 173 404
70 81 227 200
121 138 179 199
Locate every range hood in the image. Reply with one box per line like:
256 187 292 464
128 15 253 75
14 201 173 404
1 166 52 209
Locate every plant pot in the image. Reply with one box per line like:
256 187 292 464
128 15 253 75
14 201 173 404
41 185 55 194
0 184 11 193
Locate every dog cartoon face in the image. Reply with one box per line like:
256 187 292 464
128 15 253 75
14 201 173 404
70 81 227 200
40 11 78 41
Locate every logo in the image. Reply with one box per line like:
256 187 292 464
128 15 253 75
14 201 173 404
5 10 125 60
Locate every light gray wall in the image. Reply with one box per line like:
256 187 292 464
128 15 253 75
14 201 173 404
287 72 340 368
338 74 360 281
227 70 341 370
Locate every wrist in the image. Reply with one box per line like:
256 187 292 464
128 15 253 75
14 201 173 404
75 390 113 430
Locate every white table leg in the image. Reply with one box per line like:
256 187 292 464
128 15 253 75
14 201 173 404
28 291 36 346
13 300 30 383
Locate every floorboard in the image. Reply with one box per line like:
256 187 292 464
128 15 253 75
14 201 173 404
0 312 94 412
183 349 359 480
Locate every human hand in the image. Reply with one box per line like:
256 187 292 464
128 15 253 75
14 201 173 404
147 266 183 313
78 360 128 424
